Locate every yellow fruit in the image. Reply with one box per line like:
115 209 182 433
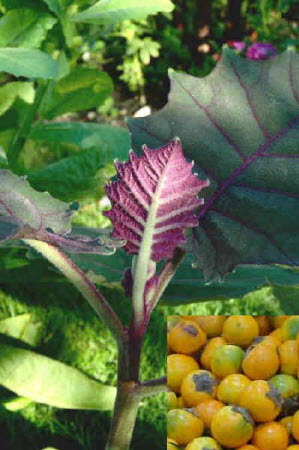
242 341 279 380
167 354 200 392
211 405 254 448
200 337 226 370
217 374 251 405
168 320 207 354
181 370 217 407
239 380 282 422
167 408 204 445
222 316 259 348
279 340 299 376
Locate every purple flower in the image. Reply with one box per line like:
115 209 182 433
246 43 277 60
230 41 246 52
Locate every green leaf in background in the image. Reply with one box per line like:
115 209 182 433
41 67 113 119
129 48 299 281
0 82 35 116
0 9 57 48
0 339 116 410
272 284 299 314
0 314 42 346
29 122 131 160
28 146 111 201
0 48 58 78
72 0 174 24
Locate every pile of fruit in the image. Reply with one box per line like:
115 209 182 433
167 315 299 450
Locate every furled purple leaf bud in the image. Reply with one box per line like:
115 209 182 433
104 139 209 262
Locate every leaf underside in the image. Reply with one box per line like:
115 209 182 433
129 48 299 281
104 140 208 262
0 170 122 255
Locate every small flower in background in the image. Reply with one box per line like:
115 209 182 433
228 41 246 52
246 42 277 60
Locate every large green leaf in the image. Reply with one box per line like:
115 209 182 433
41 67 113 119
0 48 58 78
0 8 57 48
28 146 111 201
0 338 116 410
72 0 174 24
272 284 299 314
0 314 42 346
0 82 35 116
29 122 131 160
129 48 299 281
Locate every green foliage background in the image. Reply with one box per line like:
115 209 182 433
0 0 297 448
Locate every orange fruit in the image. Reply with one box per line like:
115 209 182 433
252 422 289 450
168 319 207 354
181 370 217 407
211 405 254 448
167 354 200 392
222 316 259 348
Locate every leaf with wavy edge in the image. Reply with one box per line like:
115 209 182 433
0 170 122 255
129 48 299 281
104 139 209 262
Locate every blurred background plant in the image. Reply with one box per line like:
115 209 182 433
0 0 298 448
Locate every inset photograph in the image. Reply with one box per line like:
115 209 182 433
167 315 299 450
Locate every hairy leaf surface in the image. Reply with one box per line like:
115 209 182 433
129 49 299 280
105 139 208 261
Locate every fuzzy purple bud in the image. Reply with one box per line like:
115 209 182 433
230 41 246 52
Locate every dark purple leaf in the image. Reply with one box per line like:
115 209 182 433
104 139 209 262
129 48 299 280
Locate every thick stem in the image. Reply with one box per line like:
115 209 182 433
22 239 124 342
105 381 140 450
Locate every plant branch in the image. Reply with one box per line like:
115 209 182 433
22 239 124 342
147 247 185 311
137 376 167 398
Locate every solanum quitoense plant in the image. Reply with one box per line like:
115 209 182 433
0 138 208 449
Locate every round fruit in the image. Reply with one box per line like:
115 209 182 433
194 399 224 428
185 436 223 450
279 340 299 376
217 374 251 405
167 438 180 450
167 354 200 392
280 416 293 435
252 422 289 450
200 337 226 370
269 327 283 343
222 316 259 347
270 316 289 329
282 316 299 341
287 446 299 450
211 344 245 378
236 446 260 450
189 316 226 338
167 408 204 445
177 396 185 408
269 374 299 398
211 405 254 448
242 341 279 380
168 320 207 354
255 315 271 335
168 391 177 410
239 380 282 422
181 370 217 407
292 410 299 442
